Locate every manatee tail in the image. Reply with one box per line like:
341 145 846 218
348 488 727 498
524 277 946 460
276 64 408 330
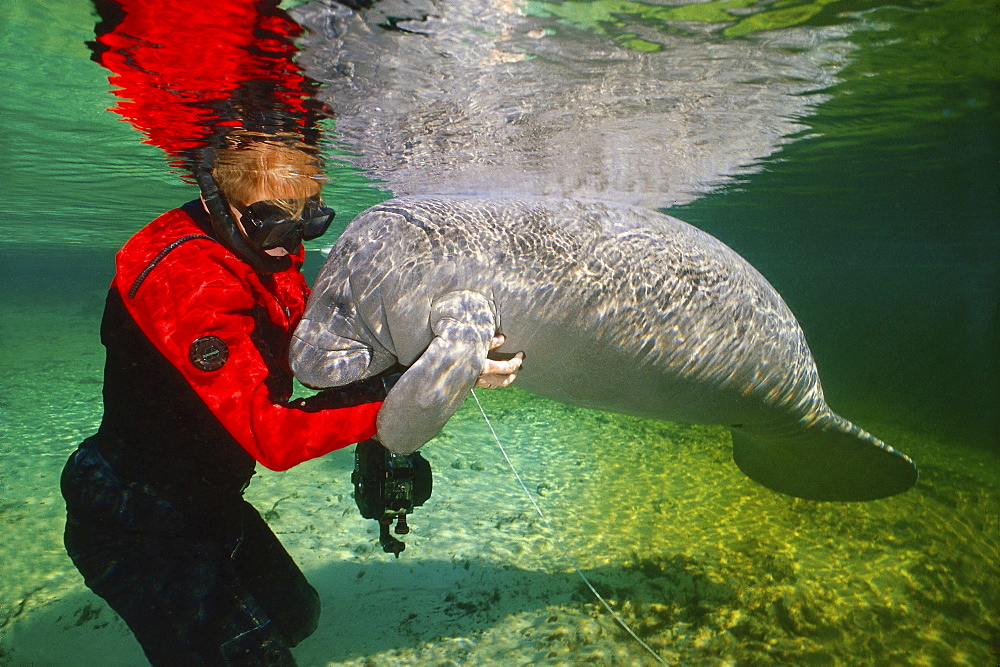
730 412 917 501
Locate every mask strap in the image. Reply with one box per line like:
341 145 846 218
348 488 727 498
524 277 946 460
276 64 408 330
195 145 291 274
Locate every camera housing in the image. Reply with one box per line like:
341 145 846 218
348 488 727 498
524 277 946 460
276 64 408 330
352 439 432 556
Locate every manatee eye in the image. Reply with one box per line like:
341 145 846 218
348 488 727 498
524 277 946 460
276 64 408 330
330 301 350 317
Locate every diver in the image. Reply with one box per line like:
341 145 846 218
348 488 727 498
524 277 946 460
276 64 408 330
60 132 521 665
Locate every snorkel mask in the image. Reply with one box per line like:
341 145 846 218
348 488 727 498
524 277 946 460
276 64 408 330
239 198 335 254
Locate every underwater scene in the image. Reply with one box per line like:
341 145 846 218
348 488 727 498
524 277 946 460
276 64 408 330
1 0 997 664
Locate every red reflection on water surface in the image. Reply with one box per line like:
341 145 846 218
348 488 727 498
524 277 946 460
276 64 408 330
91 0 319 171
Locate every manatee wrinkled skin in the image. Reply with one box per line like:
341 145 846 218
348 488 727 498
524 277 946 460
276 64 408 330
290 196 917 501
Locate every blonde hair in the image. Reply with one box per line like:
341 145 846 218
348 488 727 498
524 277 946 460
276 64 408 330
212 133 327 218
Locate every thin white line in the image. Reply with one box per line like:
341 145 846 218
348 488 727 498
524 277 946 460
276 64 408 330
470 389 667 665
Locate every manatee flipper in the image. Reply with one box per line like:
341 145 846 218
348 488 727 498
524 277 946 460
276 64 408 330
731 414 918 501
377 290 497 454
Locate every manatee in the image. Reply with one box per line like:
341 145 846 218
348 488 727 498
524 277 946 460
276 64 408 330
290 196 917 501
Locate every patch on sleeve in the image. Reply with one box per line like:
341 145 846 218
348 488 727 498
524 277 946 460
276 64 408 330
189 336 229 372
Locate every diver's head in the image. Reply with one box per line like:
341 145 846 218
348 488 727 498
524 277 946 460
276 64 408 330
197 132 335 270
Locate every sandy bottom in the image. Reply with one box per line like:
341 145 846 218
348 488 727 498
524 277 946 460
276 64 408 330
1 295 998 666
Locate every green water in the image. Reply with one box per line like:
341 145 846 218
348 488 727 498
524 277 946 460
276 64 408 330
672 1 1000 448
1 0 998 664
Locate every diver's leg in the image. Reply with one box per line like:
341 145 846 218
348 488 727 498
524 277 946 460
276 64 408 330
231 500 321 647
61 443 296 666
67 522 296 665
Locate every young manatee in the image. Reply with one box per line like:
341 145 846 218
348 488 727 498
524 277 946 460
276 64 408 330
290 196 917 501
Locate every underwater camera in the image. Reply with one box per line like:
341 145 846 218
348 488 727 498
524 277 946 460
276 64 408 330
352 439 432 557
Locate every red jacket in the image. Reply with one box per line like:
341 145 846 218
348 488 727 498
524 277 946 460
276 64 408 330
108 203 380 472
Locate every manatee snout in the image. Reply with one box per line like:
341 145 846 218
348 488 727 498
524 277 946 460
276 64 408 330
289 319 373 389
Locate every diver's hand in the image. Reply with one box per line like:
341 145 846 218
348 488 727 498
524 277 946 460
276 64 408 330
476 335 524 389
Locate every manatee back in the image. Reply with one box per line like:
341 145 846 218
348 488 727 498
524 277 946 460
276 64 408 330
342 196 824 428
